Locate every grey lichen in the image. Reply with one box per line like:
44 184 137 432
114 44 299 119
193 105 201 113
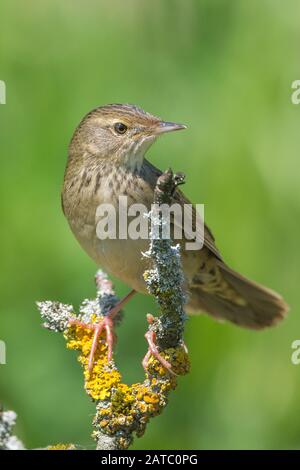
37 271 120 330
95 270 120 317
37 301 75 332
95 431 122 451
143 168 187 350
0 410 25 450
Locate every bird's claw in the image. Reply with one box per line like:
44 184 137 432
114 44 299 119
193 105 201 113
69 316 116 372
69 290 136 372
142 316 177 376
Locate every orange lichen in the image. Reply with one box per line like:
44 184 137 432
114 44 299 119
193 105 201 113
64 314 190 450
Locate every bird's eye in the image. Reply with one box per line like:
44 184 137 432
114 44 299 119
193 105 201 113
114 122 128 134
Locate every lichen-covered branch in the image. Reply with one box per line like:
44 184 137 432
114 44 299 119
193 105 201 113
143 168 187 350
34 168 190 451
0 410 25 450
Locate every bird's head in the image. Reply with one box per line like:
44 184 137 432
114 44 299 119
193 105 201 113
69 103 186 171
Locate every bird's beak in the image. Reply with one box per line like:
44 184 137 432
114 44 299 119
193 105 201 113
154 121 187 135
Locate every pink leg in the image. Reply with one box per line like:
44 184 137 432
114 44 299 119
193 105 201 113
104 289 136 320
142 314 177 376
142 350 152 371
88 318 108 371
69 289 136 372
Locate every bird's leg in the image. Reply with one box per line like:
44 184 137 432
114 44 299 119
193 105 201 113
88 289 136 371
142 314 176 376
69 289 136 372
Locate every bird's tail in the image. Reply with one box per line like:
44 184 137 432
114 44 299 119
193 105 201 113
187 261 289 329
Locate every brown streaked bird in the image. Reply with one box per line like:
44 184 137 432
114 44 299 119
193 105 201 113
62 103 289 371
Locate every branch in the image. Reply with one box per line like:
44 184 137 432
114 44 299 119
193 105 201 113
143 168 187 350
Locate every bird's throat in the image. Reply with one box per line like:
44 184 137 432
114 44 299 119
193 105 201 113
122 136 156 173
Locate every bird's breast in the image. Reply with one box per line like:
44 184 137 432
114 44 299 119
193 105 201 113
63 165 155 292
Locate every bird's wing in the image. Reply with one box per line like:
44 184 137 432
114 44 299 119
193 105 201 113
143 159 222 261
173 188 222 261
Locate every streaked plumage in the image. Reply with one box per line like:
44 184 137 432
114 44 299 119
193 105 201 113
62 104 289 330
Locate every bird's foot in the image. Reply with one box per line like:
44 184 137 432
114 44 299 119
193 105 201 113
142 314 177 376
89 315 116 371
68 316 116 371
69 289 136 372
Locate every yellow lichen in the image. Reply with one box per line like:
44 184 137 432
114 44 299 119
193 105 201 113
47 443 76 450
64 314 190 450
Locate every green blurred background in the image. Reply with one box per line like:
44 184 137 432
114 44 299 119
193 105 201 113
0 0 299 450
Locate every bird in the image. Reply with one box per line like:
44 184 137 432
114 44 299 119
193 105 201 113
62 103 289 371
